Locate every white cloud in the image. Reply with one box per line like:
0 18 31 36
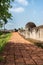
9 7 24 13
14 7 24 12
15 0 28 6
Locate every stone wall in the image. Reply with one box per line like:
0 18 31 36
18 28 43 41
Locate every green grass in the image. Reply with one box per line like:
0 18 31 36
0 32 11 52
0 32 11 62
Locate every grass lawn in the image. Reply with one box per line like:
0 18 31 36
0 32 11 61
0 32 11 52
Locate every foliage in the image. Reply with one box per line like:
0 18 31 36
0 0 14 25
0 32 11 62
0 21 3 28
0 32 11 52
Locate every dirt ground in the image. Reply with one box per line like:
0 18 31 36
9 32 31 44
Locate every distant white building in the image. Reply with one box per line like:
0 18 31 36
19 22 43 41
25 22 43 41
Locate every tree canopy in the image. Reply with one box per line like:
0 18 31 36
0 21 3 28
0 0 14 24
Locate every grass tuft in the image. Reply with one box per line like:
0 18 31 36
0 32 11 52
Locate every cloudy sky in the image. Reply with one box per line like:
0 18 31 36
5 0 43 30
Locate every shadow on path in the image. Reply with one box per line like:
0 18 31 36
0 42 43 65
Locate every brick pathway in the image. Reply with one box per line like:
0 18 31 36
0 32 43 65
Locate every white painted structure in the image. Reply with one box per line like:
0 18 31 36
18 26 43 41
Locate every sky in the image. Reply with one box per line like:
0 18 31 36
5 0 43 30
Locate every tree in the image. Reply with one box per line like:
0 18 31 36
0 0 14 30
0 21 3 28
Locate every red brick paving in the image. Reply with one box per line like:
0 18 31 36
0 32 43 65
